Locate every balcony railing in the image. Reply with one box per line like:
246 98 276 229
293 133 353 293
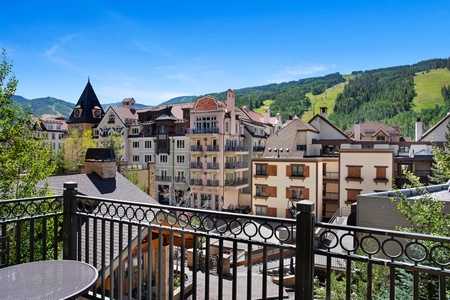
190 178 203 186
155 175 171 181
206 162 219 169
206 145 219 151
224 145 248 152
186 128 219 134
190 145 203 151
174 176 185 183
224 178 249 186
206 179 219 187
253 146 265 152
224 162 248 169
190 162 203 169
1 185 450 300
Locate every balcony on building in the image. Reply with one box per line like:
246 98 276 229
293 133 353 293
206 179 219 187
224 177 249 189
253 145 265 152
174 176 185 183
190 162 203 169
186 128 220 135
206 162 220 170
156 175 172 182
190 178 203 186
224 145 248 152
224 162 248 170
206 144 220 152
190 145 203 152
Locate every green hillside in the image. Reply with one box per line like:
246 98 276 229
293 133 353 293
413 68 450 111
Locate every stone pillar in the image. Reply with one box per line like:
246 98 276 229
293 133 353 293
155 245 170 300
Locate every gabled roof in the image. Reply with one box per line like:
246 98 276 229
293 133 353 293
109 106 138 124
421 113 450 141
344 121 400 137
308 114 350 140
67 79 105 124
263 118 319 157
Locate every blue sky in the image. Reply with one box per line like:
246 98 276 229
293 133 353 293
1 1 449 106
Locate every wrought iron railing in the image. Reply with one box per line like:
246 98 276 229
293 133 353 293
1 185 450 299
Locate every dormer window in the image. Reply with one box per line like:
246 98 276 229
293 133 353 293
74 109 82 118
108 114 115 123
93 109 101 118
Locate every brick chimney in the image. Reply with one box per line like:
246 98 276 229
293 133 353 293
84 148 116 179
320 107 328 119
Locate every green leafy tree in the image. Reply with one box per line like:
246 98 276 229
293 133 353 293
0 49 59 264
59 129 97 172
124 169 139 185
391 172 450 298
104 131 125 165
0 49 56 199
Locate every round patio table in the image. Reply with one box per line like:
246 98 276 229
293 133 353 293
0 260 98 299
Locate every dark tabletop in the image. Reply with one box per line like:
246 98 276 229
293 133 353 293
0 260 98 300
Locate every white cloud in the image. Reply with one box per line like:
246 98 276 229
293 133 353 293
267 64 331 83
43 34 77 59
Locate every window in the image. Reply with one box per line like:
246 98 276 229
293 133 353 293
255 206 267 216
256 185 267 197
158 125 167 133
160 155 168 163
225 122 229 133
362 144 374 149
346 188 362 204
132 128 139 135
52 133 55 140
376 136 385 141
292 165 304 177
132 141 139 148
346 165 363 182
132 155 140 162
144 155 152 162
374 166 389 183
399 146 409 153
177 140 185 149
145 140 152 148
108 114 115 123
255 164 267 176
287 164 308 178
296 145 307 151
177 155 185 164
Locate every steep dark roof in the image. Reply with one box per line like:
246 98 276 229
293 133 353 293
67 79 105 124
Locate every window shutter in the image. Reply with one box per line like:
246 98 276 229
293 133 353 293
304 166 310 177
286 165 291 176
303 188 310 199
267 207 277 217
285 187 292 198
267 186 277 197
267 165 277 176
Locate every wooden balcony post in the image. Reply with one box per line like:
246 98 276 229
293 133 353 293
295 200 315 300
63 182 78 260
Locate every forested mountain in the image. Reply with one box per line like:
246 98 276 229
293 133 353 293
205 72 346 119
329 58 450 136
12 95 74 117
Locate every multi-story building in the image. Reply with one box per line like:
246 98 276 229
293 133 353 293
251 108 450 221
186 89 251 211
36 115 68 153
127 104 192 204
95 98 139 162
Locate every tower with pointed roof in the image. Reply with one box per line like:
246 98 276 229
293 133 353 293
67 79 105 132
